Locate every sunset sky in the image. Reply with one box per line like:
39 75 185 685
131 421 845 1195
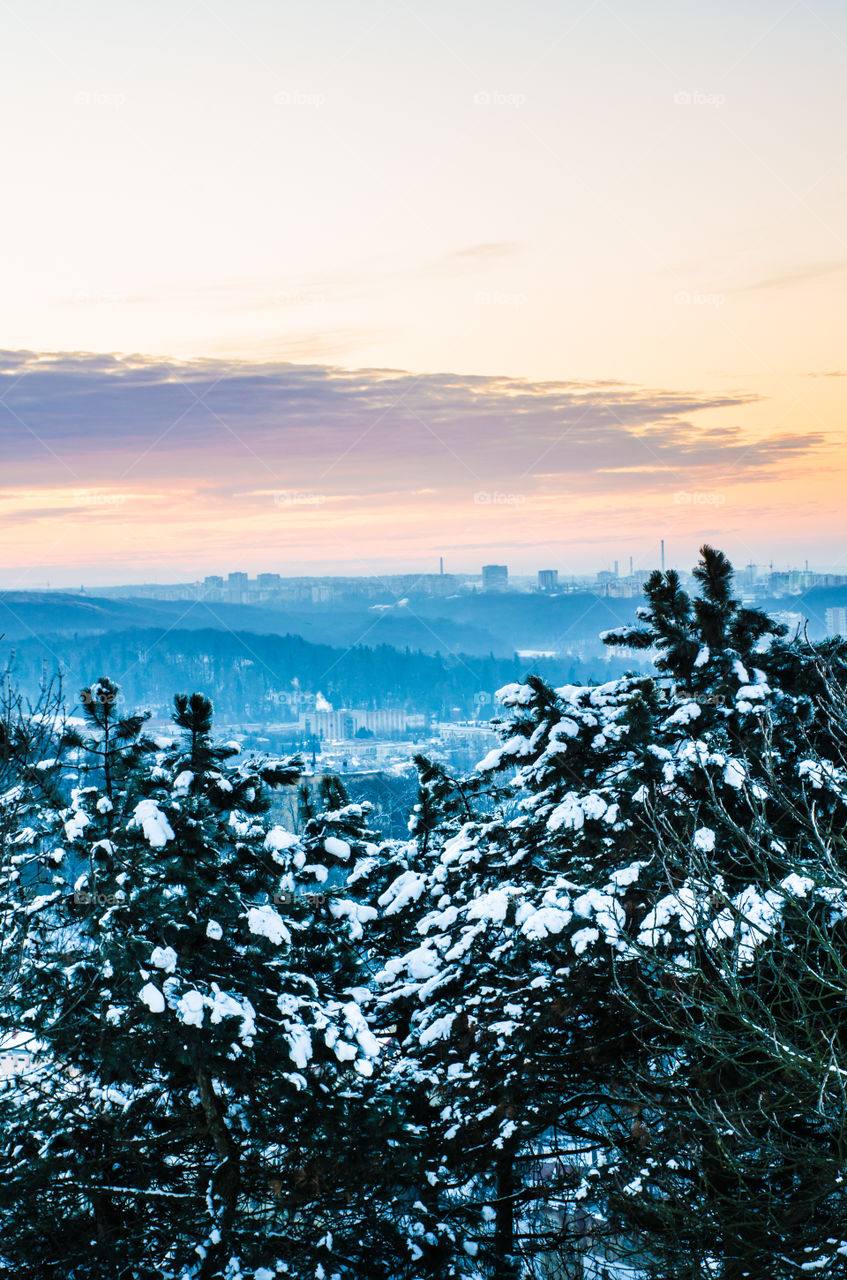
1 0 846 586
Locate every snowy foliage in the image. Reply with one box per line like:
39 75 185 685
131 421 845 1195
4 551 847 1279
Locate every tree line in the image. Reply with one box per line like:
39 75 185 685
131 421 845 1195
2 627 623 723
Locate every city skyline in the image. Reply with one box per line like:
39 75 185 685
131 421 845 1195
69 555 847 596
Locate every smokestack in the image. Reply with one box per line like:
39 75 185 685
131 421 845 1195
614 559 619 577
629 556 633 576
440 556 444 575
661 540 665 572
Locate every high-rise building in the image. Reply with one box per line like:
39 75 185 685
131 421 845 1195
298 707 408 739
538 569 558 592
227 571 249 601
482 564 509 591
826 607 847 638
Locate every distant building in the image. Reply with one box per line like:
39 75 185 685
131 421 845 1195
203 575 224 588
482 564 509 591
298 708 408 739
383 573 460 597
826 607 847 637
257 573 282 588
435 721 499 750
538 569 558 592
226 572 249 603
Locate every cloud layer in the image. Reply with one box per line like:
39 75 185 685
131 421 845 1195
0 348 814 485
0 350 829 582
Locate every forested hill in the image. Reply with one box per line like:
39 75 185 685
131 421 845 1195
0 589 645 658
2 626 638 721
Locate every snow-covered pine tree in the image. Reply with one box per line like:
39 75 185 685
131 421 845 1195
0 666 67 1009
596 558 847 1277
1 674 154 1057
353 752 499 1278
613 735 847 1279
65 675 159 806
274 769 445 1278
369 546 808 1278
0 690 387 1279
368 678 667 1277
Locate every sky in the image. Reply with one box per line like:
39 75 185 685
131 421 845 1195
1 0 845 586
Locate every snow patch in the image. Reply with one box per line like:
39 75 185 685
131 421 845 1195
150 946 178 974
520 906 571 940
139 983 165 1014
571 927 600 955
264 826 299 853
467 889 510 924
379 870 426 915
608 861 645 887
724 759 747 789
419 1013 455 1046
63 811 89 841
247 904 291 946
324 836 351 860
664 702 701 727
128 799 175 848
